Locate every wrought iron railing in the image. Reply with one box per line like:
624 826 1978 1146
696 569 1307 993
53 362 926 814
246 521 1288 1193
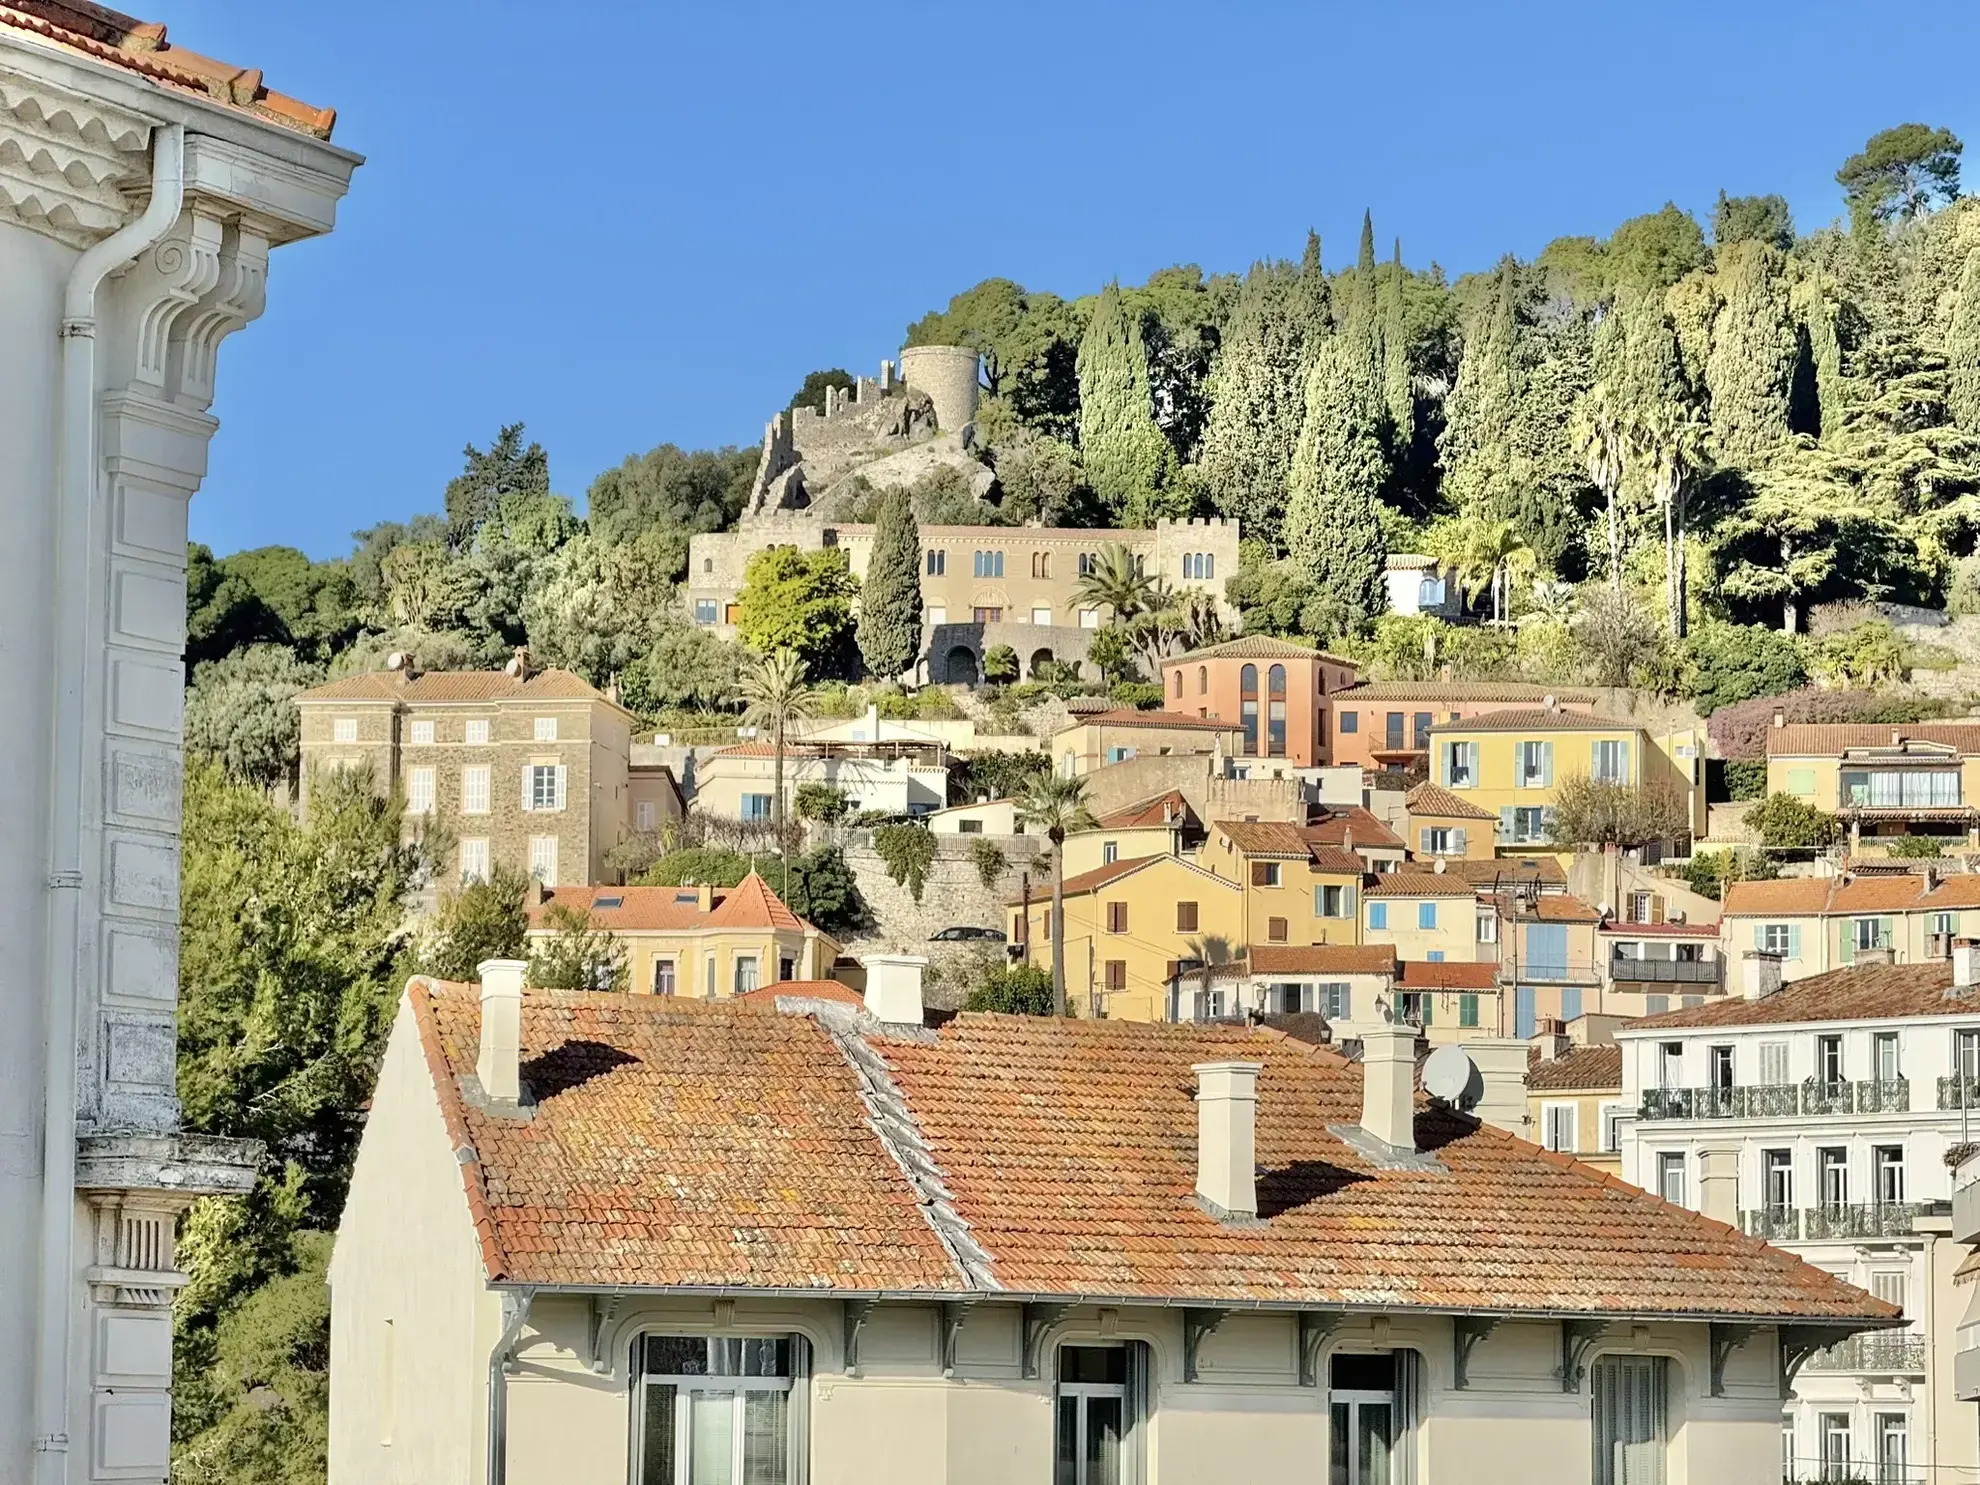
1802 1203 1917 1240
1607 958 1721 984
1740 1207 1800 1241
1801 1331 1927 1374
1939 1074 1980 1111
1803 1079 1853 1115
1856 1078 1910 1114
1743 1084 1799 1117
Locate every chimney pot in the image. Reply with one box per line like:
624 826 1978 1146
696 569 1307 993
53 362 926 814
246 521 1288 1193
1359 1020 1417 1151
1193 1061 1262 1219
1773 706 1786 729
1463 1038 1531 1135
476 958 527 1104
862 953 928 1025
1742 952 1783 1001
1954 938 1980 990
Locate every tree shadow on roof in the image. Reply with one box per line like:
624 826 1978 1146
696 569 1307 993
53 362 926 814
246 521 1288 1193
1255 1159 1375 1219
521 1040 640 1100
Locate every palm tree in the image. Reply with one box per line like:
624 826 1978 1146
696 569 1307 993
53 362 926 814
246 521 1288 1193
740 648 815 852
1015 772 1096 1016
1432 515 1534 623
1632 403 1711 639
1073 541 1158 621
1572 382 1629 593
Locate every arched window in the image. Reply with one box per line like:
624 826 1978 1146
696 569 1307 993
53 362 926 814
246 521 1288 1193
1240 664 1258 697
1268 664 1286 697
1202 554 1214 580
1172 670 1183 698
1267 665 1288 757
1197 666 1208 695
1240 664 1259 755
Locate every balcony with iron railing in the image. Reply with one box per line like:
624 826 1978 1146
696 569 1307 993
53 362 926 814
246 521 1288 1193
1802 1330 1927 1374
1640 1080 1908 1121
1740 1207 1800 1241
1607 957 1722 985
1801 1202 1918 1239
1939 1075 1980 1111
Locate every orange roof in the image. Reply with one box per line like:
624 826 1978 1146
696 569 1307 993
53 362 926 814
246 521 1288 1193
528 877 813 936
1 1 336 137
1723 878 1832 916
1403 782 1496 822
1336 681 1595 703
737 979 862 1006
297 667 618 707
1527 1044 1623 1092
1094 789 1197 830
1247 944 1396 976
1767 723 1980 758
1520 895 1604 924
1724 871 1980 918
1445 857 1567 890
1168 635 1357 665
410 982 1895 1319
1398 960 1499 990
1366 872 1478 899
1307 806 1405 852
1007 855 1218 906
707 872 808 932
1430 710 1635 733
1213 819 1375 872
1078 709 1242 731
1630 961 1980 1031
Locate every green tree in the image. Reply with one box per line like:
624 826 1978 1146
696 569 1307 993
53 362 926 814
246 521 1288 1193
1283 336 1388 625
1072 541 1159 620
734 546 859 675
1632 401 1711 636
528 901 629 991
1712 191 1795 250
776 846 866 938
740 648 816 849
964 962 1055 1016
1547 774 1691 848
987 425 1093 526
787 367 856 413
1076 282 1180 522
418 867 531 981
1705 241 1801 461
969 837 1008 890
186 542 284 667
621 622 746 714
585 443 756 556
1837 124 1963 233
184 645 321 789
443 423 550 549
1431 515 1533 623
521 529 676 685
1382 237 1415 452
1015 772 1096 1017
1746 791 1841 850
983 645 1020 684
856 488 923 681
1572 381 1630 591
1605 203 1709 293
906 277 1083 438
1950 249 1980 437
1682 623 1808 715
794 783 849 823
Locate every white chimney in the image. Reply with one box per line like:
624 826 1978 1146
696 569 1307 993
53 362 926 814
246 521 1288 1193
1742 952 1783 1002
1955 938 1980 991
862 953 929 1025
1697 1147 1738 1225
476 958 527 1104
1465 1038 1530 1136
1193 1061 1261 1218
1360 1022 1417 1151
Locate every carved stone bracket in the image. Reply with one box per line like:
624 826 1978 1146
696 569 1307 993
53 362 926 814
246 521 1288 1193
587 1291 623 1375
940 1300 976 1377
1453 1316 1502 1391
1182 1308 1230 1384
1780 1325 1860 1399
1021 1303 1072 1380
1709 1323 1756 1397
1559 1320 1607 1394
842 1299 876 1376
1299 1312 1345 1387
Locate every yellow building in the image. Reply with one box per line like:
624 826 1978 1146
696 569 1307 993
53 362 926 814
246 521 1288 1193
1363 871 1483 964
1765 719 1980 852
1401 781 1497 861
1493 894 1608 1038
1006 854 1243 1021
1524 1041 1623 1176
1425 708 1707 854
1060 789 1200 876
1197 820 1364 948
1719 868 1980 981
525 876 837 998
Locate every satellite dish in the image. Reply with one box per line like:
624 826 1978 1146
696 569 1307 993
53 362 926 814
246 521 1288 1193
1423 1045 1481 1110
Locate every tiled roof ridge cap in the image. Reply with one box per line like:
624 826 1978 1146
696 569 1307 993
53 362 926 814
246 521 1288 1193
405 978 509 1284
832 1023 998 1291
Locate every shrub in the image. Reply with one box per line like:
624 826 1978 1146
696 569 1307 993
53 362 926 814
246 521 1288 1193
774 846 867 937
969 837 1007 889
1810 620 1906 688
1108 681 1166 710
527 902 629 991
1746 792 1840 850
794 783 849 823
1723 760 1768 801
1682 847 1777 901
964 962 1055 1015
1884 835 1947 858
1682 623 1808 716
948 750 1051 807
873 823 937 902
419 867 530 980
1548 774 1691 848
638 846 755 887
983 645 1020 684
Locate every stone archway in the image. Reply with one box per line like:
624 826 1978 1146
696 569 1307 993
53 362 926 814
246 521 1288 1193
945 645 980 685
1028 648 1055 679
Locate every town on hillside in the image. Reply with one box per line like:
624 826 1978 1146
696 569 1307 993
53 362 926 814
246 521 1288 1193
11 1 1980 1481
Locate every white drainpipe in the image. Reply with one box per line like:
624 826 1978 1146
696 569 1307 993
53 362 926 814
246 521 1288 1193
35 122 186 1485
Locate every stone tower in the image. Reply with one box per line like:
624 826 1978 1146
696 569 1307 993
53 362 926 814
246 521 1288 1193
897 344 983 432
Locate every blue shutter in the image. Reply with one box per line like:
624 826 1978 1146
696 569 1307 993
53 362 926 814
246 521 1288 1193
1452 827 1468 853
1499 806 1515 843
1752 924 1766 951
1515 987 1536 1039
1540 741 1555 787
1562 987 1583 1022
1789 924 1803 960
1619 738 1633 784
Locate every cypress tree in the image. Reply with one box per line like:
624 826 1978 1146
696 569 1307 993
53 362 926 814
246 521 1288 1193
1949 248 1980 435
1704 241 1799 461
1076 282 1177 523
1440 260 1523 522
1382 237 1414 449
855 489 923 681
1284 338 1388 625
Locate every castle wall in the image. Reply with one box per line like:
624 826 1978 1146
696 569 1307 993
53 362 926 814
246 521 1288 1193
897 344 982 431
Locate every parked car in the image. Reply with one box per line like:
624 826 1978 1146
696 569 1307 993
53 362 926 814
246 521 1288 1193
929 926 1007 943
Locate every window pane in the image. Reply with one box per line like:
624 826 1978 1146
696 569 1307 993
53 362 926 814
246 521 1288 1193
689 1389 736 1485
1357 1402 1393 1485
1056 1396 1080 1485
1330 1402 1351 1485
639 1383 677 1485
741 1390 788 1485
1085 1395 1124 1485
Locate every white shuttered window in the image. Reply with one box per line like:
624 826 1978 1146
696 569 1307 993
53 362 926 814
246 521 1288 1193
1592 1356 1666 1485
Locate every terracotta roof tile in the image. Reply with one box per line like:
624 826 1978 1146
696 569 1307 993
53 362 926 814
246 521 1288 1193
1723 878 1834 916
1366 872 1479 899
1075 709 1243 731
706 873 808 932
1521 895 1604 923
1214 818 1381 871
1306 806 1406 852
737 979 862 1006
297 667 617 706
1247 944 1397 976
529 878 814 936
1598 920 1721 938
1094 789 1198 830
1336 680 1596 703
1429 709 1637 733
1 0 336 137
1403 782 1497 821
1628 961 1980 1031
1398 960 1499 990
1444 857 1567 890
1767 723 1980 758
1526 1044 1623 1092
1170 635 1357 665
1007 855 1226 906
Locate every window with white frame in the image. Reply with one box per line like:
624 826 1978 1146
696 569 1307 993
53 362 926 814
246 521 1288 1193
742 793 773 823
1820 1413 1852 1481
462 765 491 815
1315 883 1353 918
1763 1148 1793 1212
1761 922 1793 955
525 764 565 812
630 1335 801 1485
1874 1145 1906 1206
406 767 435 815
1876 1413 1908 1485
1055 1344 1143 1485
1590 738 1628 783
1421 827 1465 856
464 718 490 745
1542 1103 1578 1152
332 717 358 743
1592 1357 1666 1485
734 956 758 995
1600 1103 1624 1153
1656 1151 1686 1206
1517 740 1551 787
1440 740 1477 789
533 716 558 742
410 719 435 746
1476 911 1498 944
528 836 558 886
458 838 489 883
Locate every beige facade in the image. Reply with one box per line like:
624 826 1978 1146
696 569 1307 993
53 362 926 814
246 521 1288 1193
296 664 666 890
692 742 950 821
1052 711 1241 778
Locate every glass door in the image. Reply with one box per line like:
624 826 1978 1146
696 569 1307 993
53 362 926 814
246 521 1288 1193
633 1336 795 1485
1055 1346 1127 1485
1329 1353 1396 1485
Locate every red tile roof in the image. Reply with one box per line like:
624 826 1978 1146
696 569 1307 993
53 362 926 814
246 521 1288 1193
737 979 862 1006
1628 961 1980 1031
1 1 336 137
1505 894 1604 924
1169 635 1357 665
1722 878 1832 915
298 667 617 706
1248 944 1397 976
706 872 808 932
1094 789 1197 829
1526 1044 1623 1092
1366 872 1479 899
1767 723 1980 758
528 877 813 936
1445 857 1567 890
1403 782 1497 822
1724 871 1980 918
1398 960 1499 990
410 983 1895 1320
1077 709 1243 731
1598 921 1721 938
1336 681 1596 703
1307 806 1406 852
1213 818 1378 872
1007 855 1229 907
1430 710 1636 733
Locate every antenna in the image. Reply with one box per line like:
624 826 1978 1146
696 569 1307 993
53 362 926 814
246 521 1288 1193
1423 1045 1481 1110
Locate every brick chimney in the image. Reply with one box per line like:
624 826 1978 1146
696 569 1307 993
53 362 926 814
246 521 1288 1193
1359 1022 1417 1151
476 958 527 1105
1193 1061 1262 1218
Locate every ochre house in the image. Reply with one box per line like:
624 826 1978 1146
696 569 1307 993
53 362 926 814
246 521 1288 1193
1197 820 1365 949
1524 1040 1624 1177
525 876 838 998
1718 867 1980 982
1329 680 1597 773
1765 719 1980 853
329 972 1897 1485
1052 709 1241 777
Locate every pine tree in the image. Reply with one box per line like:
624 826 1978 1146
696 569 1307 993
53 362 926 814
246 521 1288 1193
856 488 923 681
1949 248 1980 435
1382 237 1414 450
1195 236 1330 550
1284 338 1388 626
1076 282 1178 523
1705 241 1800 461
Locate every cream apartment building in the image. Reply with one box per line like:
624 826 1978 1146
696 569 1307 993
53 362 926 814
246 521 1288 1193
331 968 1895 1485
691 739 950 821
1620 955 1980 1483
296 658 675 889
1721 868 1980 982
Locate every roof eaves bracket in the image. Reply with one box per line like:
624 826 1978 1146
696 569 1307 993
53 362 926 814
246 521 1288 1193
1708 1322 1757 1397
1453 1315 1501 1391
1298 1311 1345 1388
1183 1307 1231 1384
1780 1324 1858 1399
940 1300 976 1378
1559 1319 1606 1394
1022 1303 1073 1380
843 1298 876 1377
587 1289 623 1375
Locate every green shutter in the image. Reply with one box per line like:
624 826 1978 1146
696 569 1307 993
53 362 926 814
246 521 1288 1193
1540 741 1555 786
1499 806 1515 843
1880 915 1897 949
1459 993 1479 1028
1752 924 1766 951
1840 923 1854 965
1789 924 1803 960
1420 995 1434 1026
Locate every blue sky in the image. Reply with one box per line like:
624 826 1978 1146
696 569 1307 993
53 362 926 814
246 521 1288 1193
175 0 1980 559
